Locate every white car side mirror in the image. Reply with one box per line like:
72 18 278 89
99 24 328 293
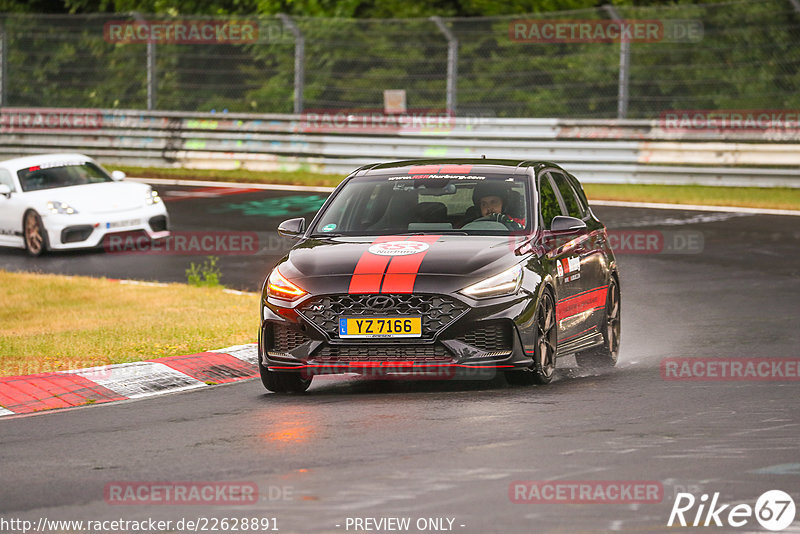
111 170 126 181
0 184 11 197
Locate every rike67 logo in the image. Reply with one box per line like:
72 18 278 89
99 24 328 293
668 490 796 531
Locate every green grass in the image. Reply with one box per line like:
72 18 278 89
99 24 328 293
0 270 259 377
115 165 800 211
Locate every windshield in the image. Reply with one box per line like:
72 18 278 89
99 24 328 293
310 172 530 236
17 160 112 192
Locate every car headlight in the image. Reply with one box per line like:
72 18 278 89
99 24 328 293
47 201 78 215
266 267 308 301
460 263 523 299
145 188 161 205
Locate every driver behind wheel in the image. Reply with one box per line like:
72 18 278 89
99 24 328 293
467 181 525 229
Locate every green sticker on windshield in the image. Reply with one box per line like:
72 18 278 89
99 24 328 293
321 224 337 232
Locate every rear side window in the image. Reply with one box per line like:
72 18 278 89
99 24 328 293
538 175 562 229
550 172 584 219
566 174 590 216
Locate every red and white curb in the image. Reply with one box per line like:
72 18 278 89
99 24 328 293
0 343 259 417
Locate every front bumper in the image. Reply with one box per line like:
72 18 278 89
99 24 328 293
42 204 170 250
259 291 537 378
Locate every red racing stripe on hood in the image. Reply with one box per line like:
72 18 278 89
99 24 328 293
380 235 442 294
348 236 404 294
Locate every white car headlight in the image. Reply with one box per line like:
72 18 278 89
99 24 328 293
460 263 523 299
145 188 161 205
47 201 78 215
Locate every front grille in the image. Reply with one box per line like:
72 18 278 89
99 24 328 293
456 322 513 352
270 324 310 353
298 294 468 339
313 343 453 363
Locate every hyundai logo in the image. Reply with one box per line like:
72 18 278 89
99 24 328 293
365 296 396 310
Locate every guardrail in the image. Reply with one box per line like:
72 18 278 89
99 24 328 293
1 108 799 187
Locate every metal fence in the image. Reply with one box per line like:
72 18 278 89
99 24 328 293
1 0 799 118
2 109 799 187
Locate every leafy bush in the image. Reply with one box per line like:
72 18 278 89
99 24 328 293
186 256 223 288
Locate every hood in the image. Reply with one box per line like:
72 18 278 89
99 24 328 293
279 234 528 296
25 181 150 214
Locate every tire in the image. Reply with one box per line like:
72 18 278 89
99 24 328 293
506 290 557 386
576 277 621 368
24 211 49 257
258 356 312 394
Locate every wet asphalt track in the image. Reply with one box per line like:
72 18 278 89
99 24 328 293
1 185 800 533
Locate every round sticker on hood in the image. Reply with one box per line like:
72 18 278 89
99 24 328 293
368 240 430 256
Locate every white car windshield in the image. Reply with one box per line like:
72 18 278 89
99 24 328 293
17 161 112 192
310 173 530 236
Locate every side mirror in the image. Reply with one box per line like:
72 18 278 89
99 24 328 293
111 170 126 181
550 215 586 233
277 217 306 238
0 184 11 198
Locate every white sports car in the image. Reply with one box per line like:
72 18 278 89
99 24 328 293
0 153 169 256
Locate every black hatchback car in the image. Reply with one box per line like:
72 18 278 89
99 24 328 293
259 159 620 393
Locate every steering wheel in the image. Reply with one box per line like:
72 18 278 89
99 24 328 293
474 212 523 230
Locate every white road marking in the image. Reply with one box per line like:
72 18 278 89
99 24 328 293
0 406 15 417
223 288 258 296
608 210 752 227
75 361 206 399
217 343 259 366
117 279 170 287
750 463 800 475
591 199 800 217
130 177 335 193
